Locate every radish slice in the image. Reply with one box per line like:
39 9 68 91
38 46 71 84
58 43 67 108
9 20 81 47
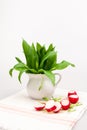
68 90 77 97
34 102 45 111
69 94 79 104
61 99 70 110
45 100 56 112
53 102 61 113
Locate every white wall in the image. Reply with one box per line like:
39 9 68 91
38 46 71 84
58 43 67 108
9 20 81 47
0 0 87 99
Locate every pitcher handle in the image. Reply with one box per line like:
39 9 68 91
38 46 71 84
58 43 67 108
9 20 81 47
54 73 62 86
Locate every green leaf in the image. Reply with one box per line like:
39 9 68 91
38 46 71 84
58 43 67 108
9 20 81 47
40 51 57 69
43 51 57 70
36 42 42 58
36 43 47 65
38 69 44 73
31 43 39 70
14 63 28 71
42 97 49 101
47 44 55 53
70 102 82 109
70 104 76 108
75 102 82 106
38 69 55 85
22 40 39 70
51 96 62 102
26 69 38 74
18 71 24 83
40 45 46 57
68 108 76 112
44 70 55 85
22 39 32 68
38 77 44 91
9 68 14 76
15 57 23 63
51 60 75 70
14 63 38 74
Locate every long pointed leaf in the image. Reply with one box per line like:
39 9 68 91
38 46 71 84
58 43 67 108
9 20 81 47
44 70 55 85
38 69 55 85
22 39 32 68
9 68 14 76
51 60 75 70
18 71 24 83
15 57 23 63
40 51 57 69
44 52 57 70
47 44 55 53
14 63 28 71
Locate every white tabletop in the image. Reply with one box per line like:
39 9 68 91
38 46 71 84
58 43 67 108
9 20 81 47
0 88 87 130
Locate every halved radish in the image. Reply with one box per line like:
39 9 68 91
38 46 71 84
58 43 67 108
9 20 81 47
34 102 45 111
61 99 70 110
68 90 77 97
53 102 61 113
45 100 56 112
69 94 79 104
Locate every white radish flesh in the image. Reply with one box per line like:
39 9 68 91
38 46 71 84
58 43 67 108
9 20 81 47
53 102 61 113
45 100 56 112
34 102 45 111
61 99 70 110
69 95 79 104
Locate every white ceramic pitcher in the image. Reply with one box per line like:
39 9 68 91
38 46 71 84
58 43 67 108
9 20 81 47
27 73 61 99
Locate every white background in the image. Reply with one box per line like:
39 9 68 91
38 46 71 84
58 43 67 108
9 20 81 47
0 0 87 99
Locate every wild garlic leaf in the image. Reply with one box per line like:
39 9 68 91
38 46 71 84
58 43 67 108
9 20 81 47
68 102 82 112
41 45 46 56
47 44 55 53
51 96 62 102
76 102 82 106
22 39 33 68
30 43 39 70
14 63 28 71
44 70 55 85
51 60 75 70
36 42 42 61
38 69 55 85
9 68 14 76
15 57 23 63
36 42 42 52
43 51 57 70
42 97 49 101
40 51 57 69
68 108 76 112
22 67 38 73
70 104 76 108
18 71 25 83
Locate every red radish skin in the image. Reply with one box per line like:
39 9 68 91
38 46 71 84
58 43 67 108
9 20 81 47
34 102 45 111
53 102 61 113
69 95 79 104
68 90 77 97
61 99 70 110
45 100 56 112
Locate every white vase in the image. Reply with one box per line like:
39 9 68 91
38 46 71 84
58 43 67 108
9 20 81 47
27 73 61 100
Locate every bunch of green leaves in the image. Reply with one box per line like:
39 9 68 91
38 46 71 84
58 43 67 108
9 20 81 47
9 39 75 84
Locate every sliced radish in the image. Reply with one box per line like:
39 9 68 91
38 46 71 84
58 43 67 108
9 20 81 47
34 102 45 111
69 94 79 104
53 102 61 113
61 99 70 110
68 90 77 97
45 100 56 112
